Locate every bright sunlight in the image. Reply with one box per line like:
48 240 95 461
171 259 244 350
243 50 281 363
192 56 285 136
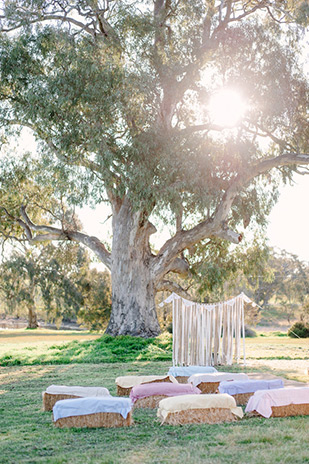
208 88 247 127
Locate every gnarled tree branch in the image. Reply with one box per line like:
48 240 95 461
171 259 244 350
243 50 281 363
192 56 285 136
164 256 189 277
7 205 113 269
152 152 309 281
156 279 192 300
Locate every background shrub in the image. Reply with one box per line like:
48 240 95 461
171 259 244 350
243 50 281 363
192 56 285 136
241 326 257 338
288 321 309 338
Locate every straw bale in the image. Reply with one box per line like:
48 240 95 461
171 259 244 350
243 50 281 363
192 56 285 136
117 377 172 396
232 392 254 406
161 408 237 425
117 386 132 396
175 376 189 384
196 381 220 394
53 411 133 428
250 403 309 418
133 395 168 409
271 403 309 417
43 393 82 411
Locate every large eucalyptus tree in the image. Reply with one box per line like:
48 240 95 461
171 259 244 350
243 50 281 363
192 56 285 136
0 1 308 336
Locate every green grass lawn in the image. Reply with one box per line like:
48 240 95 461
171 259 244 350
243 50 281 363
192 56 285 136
1 362 309 464
0 330 172 366
1 329 308 367
1 330 308 464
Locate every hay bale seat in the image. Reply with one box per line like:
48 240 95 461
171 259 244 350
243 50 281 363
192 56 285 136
53 397 133 428
115 375 177 396
168 366 217 385
175 376 189 384
232 392 254 406
130 382 201 409
245 387 309 418
157 394 243 425
54 411 133 428
195 381 221 394
218 379 284 406
42 385 110 411
189 373 249 394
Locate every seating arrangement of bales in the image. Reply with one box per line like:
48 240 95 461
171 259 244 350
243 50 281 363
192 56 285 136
3 329 309 464
43 368 309 429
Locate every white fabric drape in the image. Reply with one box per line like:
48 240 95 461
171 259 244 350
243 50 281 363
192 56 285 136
159 292 252 366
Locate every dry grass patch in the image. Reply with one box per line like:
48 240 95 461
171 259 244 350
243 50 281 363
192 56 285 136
246 359 309 384
245 336 309 360
0 328 100 346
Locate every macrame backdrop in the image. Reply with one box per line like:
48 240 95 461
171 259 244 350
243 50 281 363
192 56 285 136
160 293 254 366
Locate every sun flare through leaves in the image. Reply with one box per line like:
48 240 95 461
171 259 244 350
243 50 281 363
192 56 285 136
208 89 248 127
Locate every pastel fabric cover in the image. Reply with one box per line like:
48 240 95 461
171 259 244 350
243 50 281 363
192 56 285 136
218 379 284 395
157 393 243 421
115 375 177 388
168 366 217 377
45 385 110 397
245 387 309 418
130 382 201 403
53 397 133 421
189 372 249 387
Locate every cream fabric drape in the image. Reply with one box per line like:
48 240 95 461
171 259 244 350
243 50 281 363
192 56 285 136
159 292 253 366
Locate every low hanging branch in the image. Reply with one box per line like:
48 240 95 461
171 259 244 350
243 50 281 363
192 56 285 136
156 280 193 300
2 205 112 270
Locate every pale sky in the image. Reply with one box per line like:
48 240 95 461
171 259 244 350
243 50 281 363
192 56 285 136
266 174 309 262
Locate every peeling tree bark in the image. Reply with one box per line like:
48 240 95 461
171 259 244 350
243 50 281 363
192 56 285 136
106 199 160 337
106 259 160 337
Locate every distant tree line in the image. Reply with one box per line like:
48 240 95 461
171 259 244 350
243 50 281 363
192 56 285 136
0 242 111 330
1 235 308 331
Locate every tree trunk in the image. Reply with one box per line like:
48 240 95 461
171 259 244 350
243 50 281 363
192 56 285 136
106 201 160 337
27 283 38 329
27 306 38 329
106 265 160 337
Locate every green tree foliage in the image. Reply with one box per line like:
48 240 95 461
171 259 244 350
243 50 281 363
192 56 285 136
301 296 309 322
220 247 309 324
247 249 309 322
0 2 308 336
77 268 111 330
0 243 80 327
183 236 272 301
0 242 112 329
